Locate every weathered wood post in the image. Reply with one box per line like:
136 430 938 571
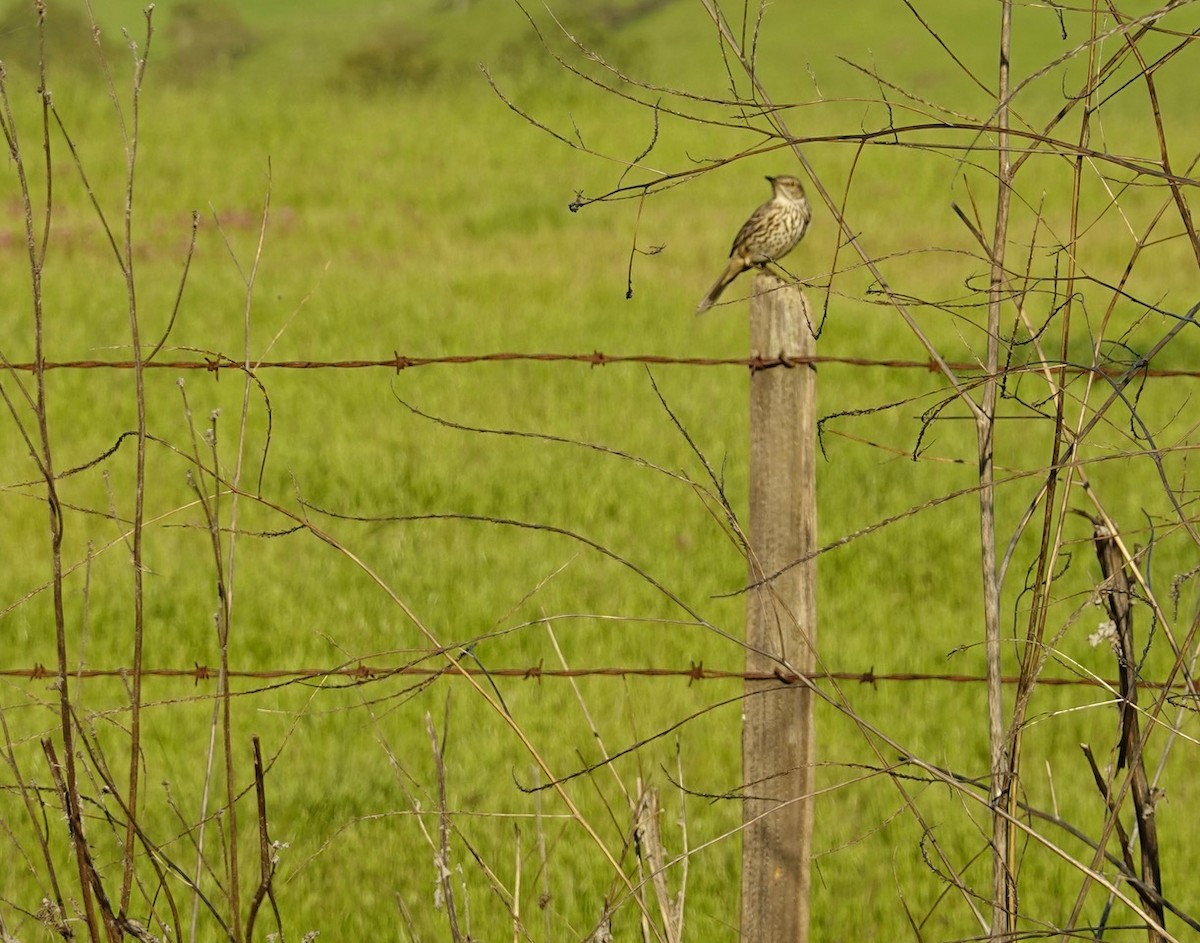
741 271 817 943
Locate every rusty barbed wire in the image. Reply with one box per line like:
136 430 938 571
3 352 1199 377
0 662 1188 690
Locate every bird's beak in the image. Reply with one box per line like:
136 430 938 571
764 176 775 184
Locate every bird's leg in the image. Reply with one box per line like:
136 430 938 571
756 261 793 287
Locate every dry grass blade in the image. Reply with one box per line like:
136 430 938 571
246 736 284 942
427 708 463 943
633 786 682 943
1081 515 1166 940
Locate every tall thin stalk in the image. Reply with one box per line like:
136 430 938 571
981 1 1015 937
111 10 155 918
1 5 107 939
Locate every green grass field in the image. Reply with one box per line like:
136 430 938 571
2 1 1199 940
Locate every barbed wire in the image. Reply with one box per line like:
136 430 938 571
1 662 1186 690
3 352 1199 377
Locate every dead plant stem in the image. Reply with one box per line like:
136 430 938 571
980 2 1016 938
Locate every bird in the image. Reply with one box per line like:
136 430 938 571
695 174 811 315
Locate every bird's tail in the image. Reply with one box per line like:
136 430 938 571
695 259 745 315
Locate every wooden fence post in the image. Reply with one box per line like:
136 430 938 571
741 272 817 943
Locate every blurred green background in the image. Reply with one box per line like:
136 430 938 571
1 1 1198 940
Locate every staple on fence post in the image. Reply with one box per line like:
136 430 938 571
741 271 817 943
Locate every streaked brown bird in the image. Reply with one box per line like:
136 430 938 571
695 174 811 315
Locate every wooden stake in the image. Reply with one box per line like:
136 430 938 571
741 272 818 943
